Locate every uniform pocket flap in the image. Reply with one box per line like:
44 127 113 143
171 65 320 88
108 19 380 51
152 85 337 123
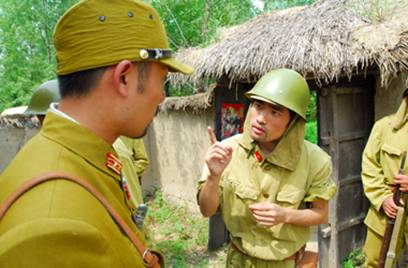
234 185 259 200
276 190 305 204
381 144 402 156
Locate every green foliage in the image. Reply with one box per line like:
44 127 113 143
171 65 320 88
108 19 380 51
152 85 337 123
167 83 196 97
306 91 317 122
263 0 315 11
305 120 317 144
305 91 317 144
148 0 258 49
0 0 76 112
343 249 365 268
145 191 214 267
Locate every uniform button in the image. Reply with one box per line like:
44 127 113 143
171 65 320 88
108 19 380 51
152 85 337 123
263 193 269 198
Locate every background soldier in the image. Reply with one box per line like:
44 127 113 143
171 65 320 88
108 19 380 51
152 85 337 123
24 79 60 124
113 136 150 229
197 69 336 268
0 0 192 267
362 80 408 267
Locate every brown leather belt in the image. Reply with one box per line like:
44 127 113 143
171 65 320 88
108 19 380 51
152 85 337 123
230 241 305 262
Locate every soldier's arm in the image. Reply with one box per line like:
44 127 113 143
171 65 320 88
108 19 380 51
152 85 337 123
250 199 328 227
198 174 221 217
361 120 393 211
198 127 232 217
132 139 149 176
285 199 328 225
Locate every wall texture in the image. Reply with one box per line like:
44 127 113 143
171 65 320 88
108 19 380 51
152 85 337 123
375 73 407 120
142 108 214 211
0 117 39 172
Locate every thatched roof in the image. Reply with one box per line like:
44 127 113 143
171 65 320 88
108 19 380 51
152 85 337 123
0 114 40 129
160 84 215 112
171 0 408 88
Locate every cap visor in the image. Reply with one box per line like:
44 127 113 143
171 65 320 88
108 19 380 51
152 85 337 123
160 57 194 74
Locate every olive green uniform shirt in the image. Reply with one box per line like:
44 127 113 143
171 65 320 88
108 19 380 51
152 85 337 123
0 112 147 267
198 118 336 261
362 97 408 236
113 137 149 207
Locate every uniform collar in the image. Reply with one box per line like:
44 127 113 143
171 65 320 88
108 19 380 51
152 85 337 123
41 111 121 181
49 102 78 124
238 113 305 171
392 97 408 130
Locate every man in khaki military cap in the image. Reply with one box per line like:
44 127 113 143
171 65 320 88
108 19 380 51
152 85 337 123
0 0 192 267
362 79 408 267
27 78 151 228
197 69 336 268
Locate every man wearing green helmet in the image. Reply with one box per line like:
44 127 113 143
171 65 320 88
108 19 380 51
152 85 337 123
24 79 60 124
362 78 408 267
198 69 336 267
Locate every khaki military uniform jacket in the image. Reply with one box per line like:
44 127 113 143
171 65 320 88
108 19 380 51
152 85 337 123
0 112 147 267
199 118 336 261
113 137 149 207
362 97 408 236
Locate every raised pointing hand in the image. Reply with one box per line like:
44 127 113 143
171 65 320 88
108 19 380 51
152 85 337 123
205 126 233 178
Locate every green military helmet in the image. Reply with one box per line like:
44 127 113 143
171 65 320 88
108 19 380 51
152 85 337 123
25 79 60 115
245 69 310 119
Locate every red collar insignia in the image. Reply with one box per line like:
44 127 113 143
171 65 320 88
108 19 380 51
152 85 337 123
106 152 123 175
255 150 263 162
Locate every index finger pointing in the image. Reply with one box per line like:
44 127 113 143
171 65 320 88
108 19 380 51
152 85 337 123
207 126 217 145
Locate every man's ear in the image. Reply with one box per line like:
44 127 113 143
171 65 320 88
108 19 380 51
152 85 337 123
113 60 133 97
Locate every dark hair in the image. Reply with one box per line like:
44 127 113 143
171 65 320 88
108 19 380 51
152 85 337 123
58 62 151 98
58 66 108 98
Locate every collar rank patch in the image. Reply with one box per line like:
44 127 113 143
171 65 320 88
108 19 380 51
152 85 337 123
106 152 123 175
255 150 263 162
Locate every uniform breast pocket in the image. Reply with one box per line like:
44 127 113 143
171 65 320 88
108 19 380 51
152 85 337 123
380 144 404 182
222 179 260 217
234 184 259 202
276 189 305 208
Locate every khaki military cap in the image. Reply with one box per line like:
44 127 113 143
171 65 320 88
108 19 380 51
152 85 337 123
54 0 193 75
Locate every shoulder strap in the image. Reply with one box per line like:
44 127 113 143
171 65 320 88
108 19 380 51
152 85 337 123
0 171 160 268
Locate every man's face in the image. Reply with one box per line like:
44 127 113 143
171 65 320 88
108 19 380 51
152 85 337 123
249 99 291 146
126 62 167 138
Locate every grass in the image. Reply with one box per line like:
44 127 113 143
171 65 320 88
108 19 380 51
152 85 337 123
144 191 227 268
343 249 365 268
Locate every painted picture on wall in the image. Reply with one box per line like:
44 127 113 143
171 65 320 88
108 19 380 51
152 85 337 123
221 103 244 139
